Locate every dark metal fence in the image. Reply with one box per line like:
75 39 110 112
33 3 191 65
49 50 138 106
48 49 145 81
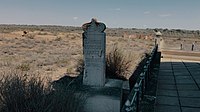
121 45 158 112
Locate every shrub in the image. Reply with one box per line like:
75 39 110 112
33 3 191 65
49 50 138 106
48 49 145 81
76 58 84 75
54 37 62 41
0 72 87 112
106 47 132 80
38 32 48 35
16 63 30 71
76 47 131 80
0 73 51 112
26 34 36 39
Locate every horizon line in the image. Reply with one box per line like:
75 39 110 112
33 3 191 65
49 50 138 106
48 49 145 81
0 23 199 31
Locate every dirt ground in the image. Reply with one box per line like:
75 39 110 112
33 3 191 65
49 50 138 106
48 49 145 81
160 37 200 51
0 28 154 81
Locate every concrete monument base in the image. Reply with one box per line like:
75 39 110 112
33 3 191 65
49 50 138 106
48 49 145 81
83 79 124 112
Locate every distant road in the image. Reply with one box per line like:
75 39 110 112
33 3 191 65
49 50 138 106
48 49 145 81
161 50 200 61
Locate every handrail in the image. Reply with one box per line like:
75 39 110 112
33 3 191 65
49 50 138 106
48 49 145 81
122 44 158 112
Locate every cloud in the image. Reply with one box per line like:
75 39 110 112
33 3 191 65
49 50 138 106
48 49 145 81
114 8 121 11
159 14 172 17
144 11 150 14
143 25 147 27
109 8 121 11
73 17 78 20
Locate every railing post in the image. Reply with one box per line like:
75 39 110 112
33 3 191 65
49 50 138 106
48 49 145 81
146 60 150 82
140 72 145 99
152 50 155 60
143 65 148 89
148 56 152 78
125 100 132 112
134 83 140 112
150 56 153 71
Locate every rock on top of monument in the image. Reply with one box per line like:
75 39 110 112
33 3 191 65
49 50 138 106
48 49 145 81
82 18 106 32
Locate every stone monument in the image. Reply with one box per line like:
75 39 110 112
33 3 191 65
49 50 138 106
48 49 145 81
82 18 106 87
81 19 125 112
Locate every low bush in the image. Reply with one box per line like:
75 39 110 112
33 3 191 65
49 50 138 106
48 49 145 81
0 72 87 112
38 32 48 35
0 73 51 112
26 34 35 39
76 58 84 75
54 36 62 41
106 47 131 80
76 47 132 80
16 63 30 71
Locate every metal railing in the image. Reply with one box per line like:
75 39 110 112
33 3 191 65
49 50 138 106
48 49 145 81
121 45 158 112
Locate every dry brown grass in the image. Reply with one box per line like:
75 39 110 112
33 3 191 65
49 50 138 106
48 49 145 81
0 27 154 81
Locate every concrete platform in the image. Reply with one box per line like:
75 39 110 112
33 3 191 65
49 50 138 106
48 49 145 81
155 57 200 112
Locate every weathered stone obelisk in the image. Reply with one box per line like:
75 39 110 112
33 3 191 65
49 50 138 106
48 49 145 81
82 18 106 87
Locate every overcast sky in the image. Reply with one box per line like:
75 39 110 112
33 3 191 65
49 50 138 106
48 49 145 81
0 0 200 30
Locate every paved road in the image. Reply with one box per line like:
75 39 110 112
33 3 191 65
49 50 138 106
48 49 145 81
155 58 200 112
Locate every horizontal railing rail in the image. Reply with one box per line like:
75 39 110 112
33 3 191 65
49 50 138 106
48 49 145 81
122 44 158 112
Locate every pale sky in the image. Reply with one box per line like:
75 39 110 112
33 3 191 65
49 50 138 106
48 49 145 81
0 0 200 30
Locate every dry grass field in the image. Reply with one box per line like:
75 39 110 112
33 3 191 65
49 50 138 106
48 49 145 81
0 25 154 81
0 25 200 112
160 37 200 51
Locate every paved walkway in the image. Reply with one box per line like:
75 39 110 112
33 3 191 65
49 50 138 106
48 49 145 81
155 58 200 112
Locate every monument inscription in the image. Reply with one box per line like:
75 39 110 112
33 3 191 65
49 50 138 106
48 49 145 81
82 19 106 86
